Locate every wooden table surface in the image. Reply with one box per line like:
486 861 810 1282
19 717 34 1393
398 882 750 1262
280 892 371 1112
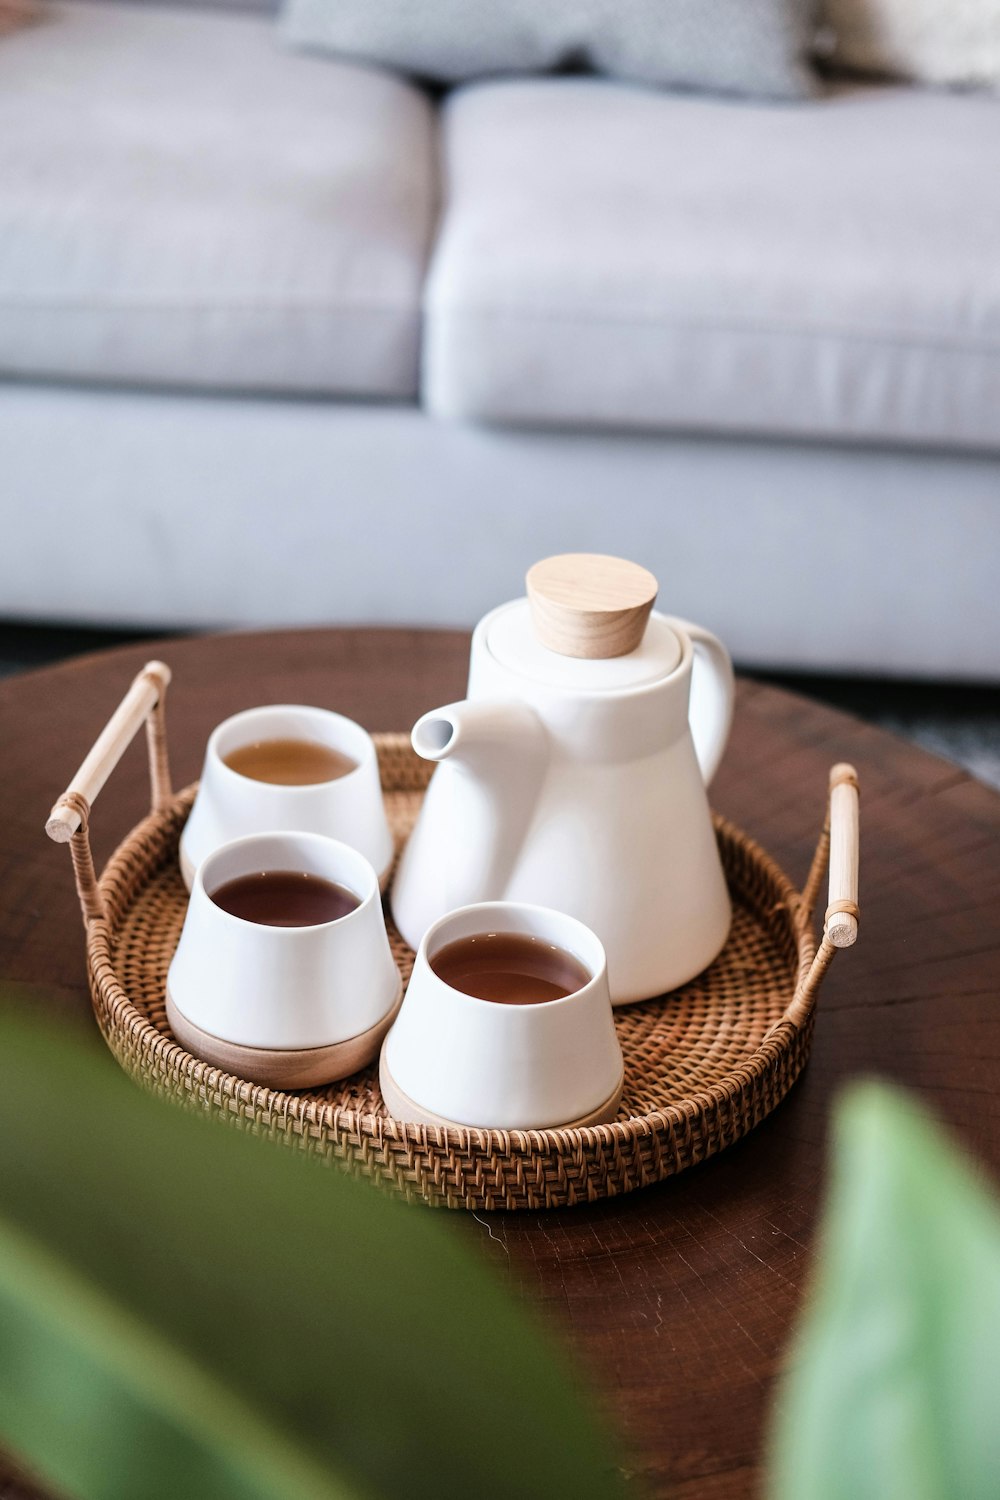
2 628 999 1500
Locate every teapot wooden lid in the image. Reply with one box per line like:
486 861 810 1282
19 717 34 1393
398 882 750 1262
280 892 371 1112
526 554 659 659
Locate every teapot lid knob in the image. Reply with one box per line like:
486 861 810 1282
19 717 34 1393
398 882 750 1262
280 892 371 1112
526 554 659 659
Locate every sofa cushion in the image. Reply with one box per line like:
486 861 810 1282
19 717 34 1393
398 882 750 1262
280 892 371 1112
423 81 1000 452
0 2 438 397
283 0 817 101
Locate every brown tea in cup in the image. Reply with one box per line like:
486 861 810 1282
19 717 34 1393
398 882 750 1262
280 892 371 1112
223 738 357 786
430 931 591 1004
210 871 360 927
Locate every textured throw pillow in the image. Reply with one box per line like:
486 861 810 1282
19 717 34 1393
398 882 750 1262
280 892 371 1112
282 0 818 101
816 0 1000 88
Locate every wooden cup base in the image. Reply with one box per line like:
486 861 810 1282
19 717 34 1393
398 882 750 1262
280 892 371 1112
166 983 402 1089
378 1041 625 1132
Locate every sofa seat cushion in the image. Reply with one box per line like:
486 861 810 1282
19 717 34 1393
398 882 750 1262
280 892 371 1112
423 81 1000 451
0 2 438 397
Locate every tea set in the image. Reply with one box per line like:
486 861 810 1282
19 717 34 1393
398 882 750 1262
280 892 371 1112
166 552 737 1132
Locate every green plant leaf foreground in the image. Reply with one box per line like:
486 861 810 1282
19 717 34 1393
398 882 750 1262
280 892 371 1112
769 1081 1000 1500
0 1009 628 1500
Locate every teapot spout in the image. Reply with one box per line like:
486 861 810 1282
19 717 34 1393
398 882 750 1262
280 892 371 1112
412 700 544 768
391 701 547 949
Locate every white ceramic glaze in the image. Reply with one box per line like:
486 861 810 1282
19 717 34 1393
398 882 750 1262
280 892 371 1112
391 602 735 1004
179 704 394 891
167 832 401 1050
382 902 623 1130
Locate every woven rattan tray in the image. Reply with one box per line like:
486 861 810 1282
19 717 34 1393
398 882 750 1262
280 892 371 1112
47 663 860 1211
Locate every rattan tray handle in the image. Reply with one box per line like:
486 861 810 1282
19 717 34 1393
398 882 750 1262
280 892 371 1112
45 661 172 924
779 762 860 1031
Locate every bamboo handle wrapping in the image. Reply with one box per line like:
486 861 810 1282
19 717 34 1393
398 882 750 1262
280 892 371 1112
45 661 172 842
775 762 861 1034
825 762 860 948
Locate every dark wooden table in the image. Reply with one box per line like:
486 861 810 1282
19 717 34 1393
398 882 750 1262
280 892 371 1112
2 628 999 1499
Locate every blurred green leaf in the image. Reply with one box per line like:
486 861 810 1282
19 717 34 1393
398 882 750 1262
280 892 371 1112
0 1008 627 1500
769 1082 1000 1500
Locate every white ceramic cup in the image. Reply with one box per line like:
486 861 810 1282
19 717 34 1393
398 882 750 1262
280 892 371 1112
167 832 401 1071
380 902 624 1131
178 705 394 892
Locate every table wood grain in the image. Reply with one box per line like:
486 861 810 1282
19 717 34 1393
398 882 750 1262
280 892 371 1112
2 628 998 1499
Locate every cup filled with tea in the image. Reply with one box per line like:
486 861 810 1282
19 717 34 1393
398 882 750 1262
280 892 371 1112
179 705 394 891
167 831 401 1088
379 902 624 1130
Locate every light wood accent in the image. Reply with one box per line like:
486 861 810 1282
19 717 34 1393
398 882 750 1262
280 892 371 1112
166 984 402 1090
526 553 658 659
826 762 860 948
46 661 172 842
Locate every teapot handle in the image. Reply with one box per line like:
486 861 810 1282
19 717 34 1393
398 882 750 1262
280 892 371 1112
668 619 735 787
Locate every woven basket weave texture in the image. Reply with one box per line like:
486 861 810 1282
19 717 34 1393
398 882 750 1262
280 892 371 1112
89 735 818 1211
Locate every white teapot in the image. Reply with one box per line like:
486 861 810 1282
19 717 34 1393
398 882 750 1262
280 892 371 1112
391 555 735 1004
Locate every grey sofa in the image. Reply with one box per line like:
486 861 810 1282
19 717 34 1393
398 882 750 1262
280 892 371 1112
2 1 998 678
